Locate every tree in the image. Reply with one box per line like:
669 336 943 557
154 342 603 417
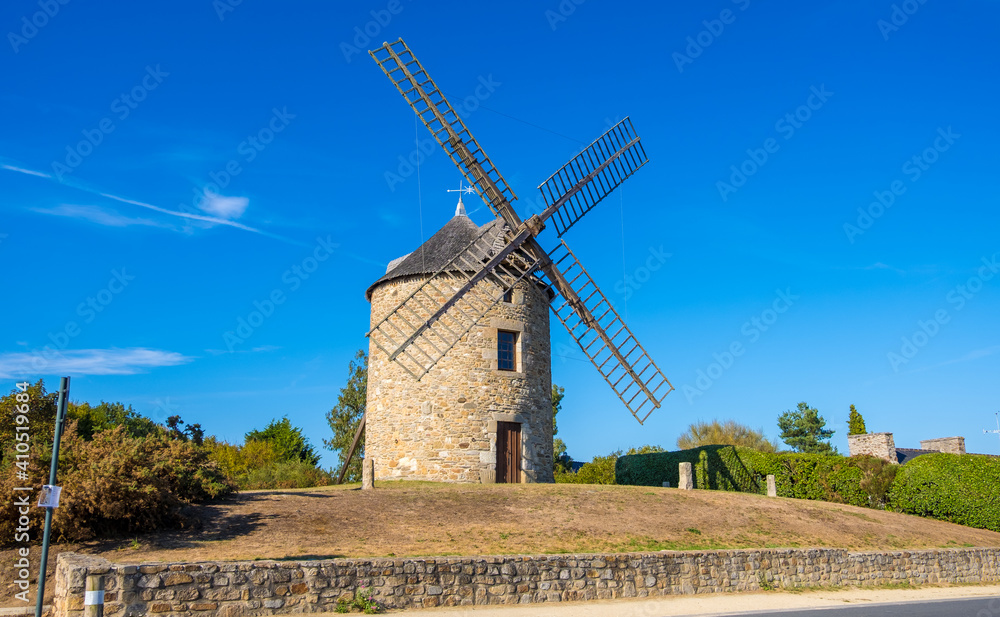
676 419 777 452
551 384 571 472
324 350 367 482
245 417 319 465
0 380 58 466
69 400 158 440
847 404 867 436
165 415 205 446
778 402 836 454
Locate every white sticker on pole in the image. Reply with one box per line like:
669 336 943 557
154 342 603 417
38 485 62 508
85 590 105 606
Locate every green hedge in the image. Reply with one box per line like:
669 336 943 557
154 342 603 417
616 446 895 509
889 453 1000 532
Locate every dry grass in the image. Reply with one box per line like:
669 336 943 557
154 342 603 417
4 482 999 606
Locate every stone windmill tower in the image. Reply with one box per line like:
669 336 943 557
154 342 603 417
365 192 554 484
349 39 675 485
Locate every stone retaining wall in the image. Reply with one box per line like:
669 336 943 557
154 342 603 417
54 548 1000 616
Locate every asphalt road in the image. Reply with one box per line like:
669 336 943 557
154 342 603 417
724 597 1000 617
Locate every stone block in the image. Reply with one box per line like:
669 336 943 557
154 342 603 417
767 474 777 497
678 462 693 490
362 458 374 490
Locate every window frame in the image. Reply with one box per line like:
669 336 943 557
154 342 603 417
497 329 517 372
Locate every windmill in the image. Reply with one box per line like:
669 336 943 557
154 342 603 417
367 38 673 424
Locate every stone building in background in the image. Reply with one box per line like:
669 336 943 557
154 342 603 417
364 197 554 484
847 432 967 464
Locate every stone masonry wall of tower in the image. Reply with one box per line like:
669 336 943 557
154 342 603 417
366 275 554 483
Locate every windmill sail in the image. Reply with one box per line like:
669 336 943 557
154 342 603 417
538 118 648 237
544 241 673 423
368 225 544 380
370 39 522 228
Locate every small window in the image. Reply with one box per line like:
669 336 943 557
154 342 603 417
498 330 517 371
502 288 513 303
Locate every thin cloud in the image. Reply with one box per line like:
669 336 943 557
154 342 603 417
204 344 282 356
1 163 51 178
903 345 1000 376
199 191 249 219
0 347 194 378
31 204 171 229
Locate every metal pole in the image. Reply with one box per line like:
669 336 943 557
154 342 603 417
35 376 70 617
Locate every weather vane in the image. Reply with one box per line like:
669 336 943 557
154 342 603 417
446 180 477 216
985 411 1000 447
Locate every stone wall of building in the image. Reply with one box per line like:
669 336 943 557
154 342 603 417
847 432 897 462
920 436 966 454
53 548 1000 616
366 274 553 483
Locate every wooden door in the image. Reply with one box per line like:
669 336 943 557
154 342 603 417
496 421 521 483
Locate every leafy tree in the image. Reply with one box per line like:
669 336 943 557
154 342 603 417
165 415 205 446
0 380 58 466
70 400 158 440
778 402 836 454
324 350 367 483
847 404 867 436
551 384 571 472
676 419 777 452
245 417 320 465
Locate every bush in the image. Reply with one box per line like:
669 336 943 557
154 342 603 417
206 438 331 490
616 446 895 508
0 422 234 544
889 453 1000 532
243 460 334 490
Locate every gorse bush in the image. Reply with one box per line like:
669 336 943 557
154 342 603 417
889 453 1000 532
0 421 234 544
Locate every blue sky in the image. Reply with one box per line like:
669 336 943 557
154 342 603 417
2 0 999 467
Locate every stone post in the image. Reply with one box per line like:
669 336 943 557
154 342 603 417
84 573 104 617
678 462 693 490
362 458 374 490
766 474 776 497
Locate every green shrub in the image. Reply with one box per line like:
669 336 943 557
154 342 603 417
573 451 619 485
617 446 892 508
243 460 333 490
207 438 332 490
889 453 1000 532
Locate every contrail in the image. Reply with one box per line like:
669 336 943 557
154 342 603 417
1 160 308 246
